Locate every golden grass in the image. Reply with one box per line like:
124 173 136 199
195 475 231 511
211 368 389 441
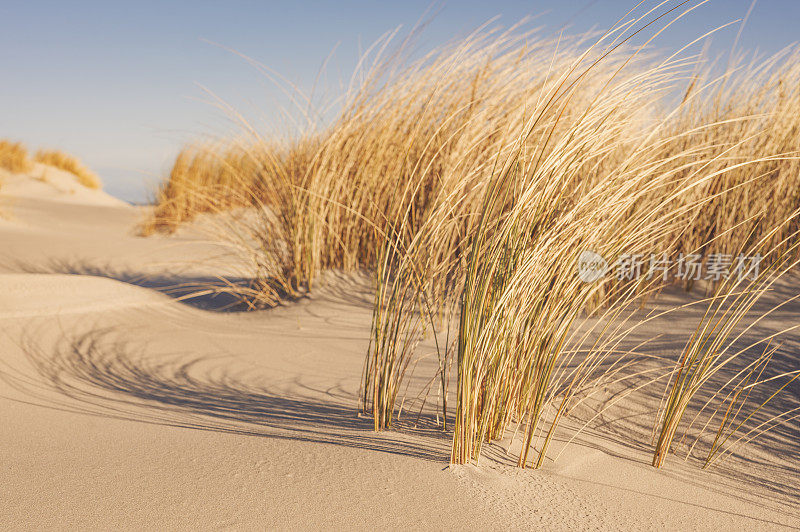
141 142 265 234
143 2 800 472
652 223 800 468
34 149 102 189
0 140 33 174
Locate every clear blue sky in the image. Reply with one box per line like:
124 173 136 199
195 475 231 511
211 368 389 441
1 1 798 203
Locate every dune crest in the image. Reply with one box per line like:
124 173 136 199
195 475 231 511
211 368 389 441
1 165 124 208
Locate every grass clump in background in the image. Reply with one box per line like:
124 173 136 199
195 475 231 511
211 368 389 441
0 140 33 174
140 142 271 234
33 149 102 189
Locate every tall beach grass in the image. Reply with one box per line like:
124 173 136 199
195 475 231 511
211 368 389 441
142 1 800 473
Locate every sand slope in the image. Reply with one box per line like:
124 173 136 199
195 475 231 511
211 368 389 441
1 164 125 207
0 173 798 530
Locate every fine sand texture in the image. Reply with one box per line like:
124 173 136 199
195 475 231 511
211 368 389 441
1 171 798 530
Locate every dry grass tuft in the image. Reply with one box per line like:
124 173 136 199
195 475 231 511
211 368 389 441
140 143 263 234
141 2 800 474
0 140 33 174
34 149 102 189
652 224 800 468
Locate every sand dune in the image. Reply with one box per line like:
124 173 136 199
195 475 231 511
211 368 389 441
0 173 798 529
1 164 123 207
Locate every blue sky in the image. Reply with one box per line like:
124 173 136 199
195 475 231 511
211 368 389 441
1 0 798 203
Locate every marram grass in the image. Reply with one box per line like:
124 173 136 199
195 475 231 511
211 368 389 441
0 140 33 174
142 1 800 473
34 149 102 189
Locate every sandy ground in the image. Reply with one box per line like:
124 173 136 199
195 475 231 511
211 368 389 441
0 170 798 530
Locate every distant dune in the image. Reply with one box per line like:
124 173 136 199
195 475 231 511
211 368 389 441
1 164 120 208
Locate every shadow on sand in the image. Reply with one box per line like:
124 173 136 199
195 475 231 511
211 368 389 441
7 327 449 463
2 261 798 523
4 257 375 312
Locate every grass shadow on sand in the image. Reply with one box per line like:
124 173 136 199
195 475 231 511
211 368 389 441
4 257 375 312
6 327 449 463
2 285 797 520
552 329 800 509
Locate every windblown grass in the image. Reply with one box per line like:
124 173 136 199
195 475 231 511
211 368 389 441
140 142 281 234
652 224 800 468
142 1 800 474
0 140 33 174
34 149 102 189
